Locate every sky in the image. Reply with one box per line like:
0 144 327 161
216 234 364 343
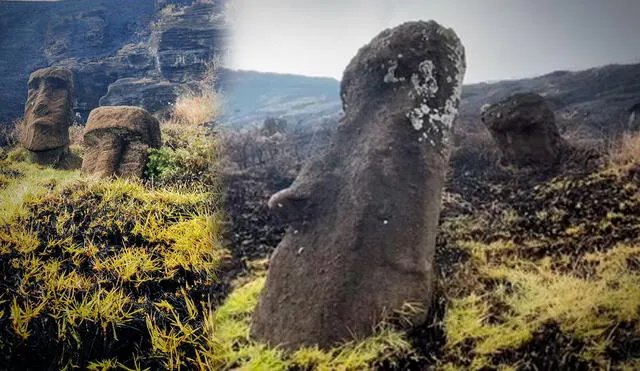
227 0 640 83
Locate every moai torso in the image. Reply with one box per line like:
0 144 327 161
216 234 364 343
250 20 466 350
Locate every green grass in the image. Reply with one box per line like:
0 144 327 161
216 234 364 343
0 160 81 224
3 128 640 369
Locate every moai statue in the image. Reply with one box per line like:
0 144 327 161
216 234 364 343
481 93 569 167
250 20 466 350
81 106 161 179
22 67 80 169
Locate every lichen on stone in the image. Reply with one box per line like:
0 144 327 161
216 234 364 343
405 35 465 150
410 60 438 98
383 60 405 84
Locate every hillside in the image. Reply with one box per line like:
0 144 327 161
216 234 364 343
0 0 226 124
222 63 640 137
4 119 640 369
217 69 342 128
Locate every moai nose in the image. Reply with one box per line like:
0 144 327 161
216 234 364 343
34 102 51 117
267 187 309 222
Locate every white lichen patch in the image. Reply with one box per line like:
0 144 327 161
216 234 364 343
383 60 405 83
405 36 466 150
410 60 438 98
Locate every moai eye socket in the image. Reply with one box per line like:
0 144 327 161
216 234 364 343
28 78 40 90
48 78 67 90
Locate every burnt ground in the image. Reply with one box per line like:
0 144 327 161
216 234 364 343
219 143 640 370
219 170 291 282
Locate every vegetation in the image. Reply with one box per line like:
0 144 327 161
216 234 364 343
2 74 640 369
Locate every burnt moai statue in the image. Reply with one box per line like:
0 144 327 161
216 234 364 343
250 21 466 350
21 67 81 169
81 106 161 179
481 93 568 167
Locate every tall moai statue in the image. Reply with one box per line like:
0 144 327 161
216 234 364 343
250 20 466 350
21 67 80 169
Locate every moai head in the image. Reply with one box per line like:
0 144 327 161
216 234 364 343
22 67 74 151
82 106 161 179
481 92 568 167
251 20 466 350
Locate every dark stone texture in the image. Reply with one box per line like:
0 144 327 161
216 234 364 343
82 106 161 178
155 3 227 83
22 67 74 152
99 78 179 117
250 20 466 350
0 0 225 123
481 92 569 167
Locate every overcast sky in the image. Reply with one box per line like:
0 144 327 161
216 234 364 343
227 0 640 83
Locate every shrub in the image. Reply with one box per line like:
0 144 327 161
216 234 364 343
171 89 220 127
607 132 640 171
6 146 30 163
145 147 177 180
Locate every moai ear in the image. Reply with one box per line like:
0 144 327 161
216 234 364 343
267 186 310 222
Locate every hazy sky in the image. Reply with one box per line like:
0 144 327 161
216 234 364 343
228 0 640 83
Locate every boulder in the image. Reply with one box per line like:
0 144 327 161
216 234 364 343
82 106 161 178
250 20 466 350
481 92 568 167
21 66 80 169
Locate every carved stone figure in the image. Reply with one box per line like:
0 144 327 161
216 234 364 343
250 20 466 350
22 67 80 168
81 106 161 178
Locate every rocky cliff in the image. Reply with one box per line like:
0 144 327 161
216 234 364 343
0 0 227 124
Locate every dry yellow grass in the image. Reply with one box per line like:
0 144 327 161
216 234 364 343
607 132 640 171
170 89 220 127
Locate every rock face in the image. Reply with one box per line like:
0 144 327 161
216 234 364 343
21 67 81 169
82 106 161 178
250 21 466 350
0 0 227 124
481 93 568 167
99 78 179 117
155 3 226 83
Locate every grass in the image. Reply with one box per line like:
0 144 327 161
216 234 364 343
0 158 81 224
171 89 220 127
607 133 640 172
442 241 640 369
3 120 640 369
0 159 416 368
188 276 414 371
0 157 229 368
435 154 640 370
